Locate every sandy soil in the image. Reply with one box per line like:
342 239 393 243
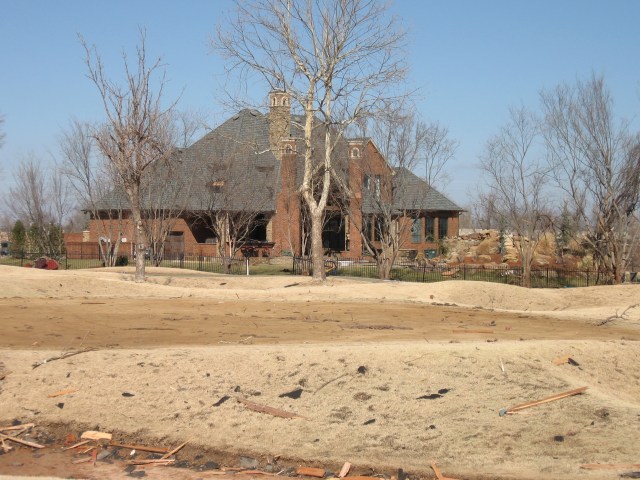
0 265 639 480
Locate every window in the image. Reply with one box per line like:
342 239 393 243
363 174 371 190
374 175 381 197
425 216 435 242
351 147 360 157
438 216 449 239
411 217 421 243
373 216 382 241
285 145 292 154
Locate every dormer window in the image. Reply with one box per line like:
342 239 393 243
272 97 277 106
282 97 288 106
351 147 360 157
285 145 293 154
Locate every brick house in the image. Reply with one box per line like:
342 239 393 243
84 91 462 259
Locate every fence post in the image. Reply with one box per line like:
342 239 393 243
463 264 466 281
546 267 549 288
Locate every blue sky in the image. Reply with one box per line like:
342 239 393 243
1 0 639 210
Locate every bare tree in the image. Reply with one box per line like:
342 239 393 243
422 121 458 189
541 75 640 284
7 155 72 255
216 0 407 280
59 119 127 266
480 106 551 287
82 32 177 282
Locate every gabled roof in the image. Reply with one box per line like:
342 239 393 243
94 109 280 213
392 167 463 212
361 167 462 215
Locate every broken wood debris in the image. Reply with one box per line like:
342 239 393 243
32 347 96 369
160 439 189 460
236 396 308 419
296 467 325 478
109 442 170 454
81 430 112 441
47 388 78 398
63 440 91 451
314 373 350 394
0 432 45 449
338 462 351 478
430 461 459 480
500 386 588 416
0 423 35 432
552 355 580 366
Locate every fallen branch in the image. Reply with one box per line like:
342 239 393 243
595 304 639 326
32 348 96 369
296 467 325 477
0 371 11 381
338 462 351 478
236 396 308 420
109 442 170 454
314 373 350 394
501 386 588 415
430 461 459 480
580 463 640 470
0 432 45 449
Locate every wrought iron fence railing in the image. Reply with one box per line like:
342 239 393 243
292 256 625 288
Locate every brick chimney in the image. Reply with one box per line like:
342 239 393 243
268 90 291 159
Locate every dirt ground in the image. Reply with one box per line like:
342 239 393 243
0 265 639 480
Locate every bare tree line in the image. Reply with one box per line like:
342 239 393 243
479 74 640 284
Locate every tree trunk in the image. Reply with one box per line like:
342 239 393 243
309 208 326 280
130 186 146 283
378 255 392 280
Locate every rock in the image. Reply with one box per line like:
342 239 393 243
239 456 258 469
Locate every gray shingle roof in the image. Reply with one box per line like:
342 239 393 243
392 167 463 211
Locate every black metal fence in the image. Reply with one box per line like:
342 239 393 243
0 251 246 274
292 256 625 288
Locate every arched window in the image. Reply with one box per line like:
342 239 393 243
282 97 288 106
272 97 277 106
352 148 360 157
285 145 292 154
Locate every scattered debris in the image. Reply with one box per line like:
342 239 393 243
213 395 230 407
338 462 351 478
431 461 459 480
236 396 308 420
47 388 78 398
32 347 96 369
620 473 640 478
122 392 135 397
552 355 580 366
126 458 175 466
81 430 112 441
500 386 588 416
296 466 325 477
56 402 64 409
554 435 564 442
363 418 376 425
595 304 639 326
284 283 300 288
0 432 45 449
0 371 11 381
279 388 303 399
0 423 35 432
417 393 442 400
357 366 367 374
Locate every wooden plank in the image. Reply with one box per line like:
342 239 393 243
431 462 445 480
236 396 308 420
506 386 588 414
0 432 45 449
160 440 188 460
72 457 93 464
580 463 640 470
338 462 351 478
81 430 112 441
296 467 325 477
47 388 78 398
109 442 170 454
